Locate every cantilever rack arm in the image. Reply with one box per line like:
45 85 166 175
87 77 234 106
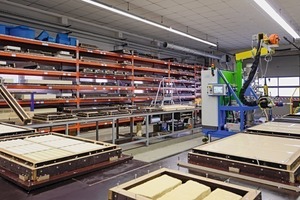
0 82 31 124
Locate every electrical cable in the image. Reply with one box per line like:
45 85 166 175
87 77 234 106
239 38 263 106
261 54 272 96
283 36 300 51
259 58 264 77
264 109 269 122
263 55 272 78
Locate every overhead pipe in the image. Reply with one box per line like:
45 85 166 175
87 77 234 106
0 0 210 61
0 13 187 59
0 0 155 43
163 42 221 60
0 0 215 60
283 36 300 51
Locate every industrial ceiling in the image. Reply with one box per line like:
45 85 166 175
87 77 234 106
1 0 300 54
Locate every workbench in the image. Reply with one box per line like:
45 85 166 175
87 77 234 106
26 108 201 147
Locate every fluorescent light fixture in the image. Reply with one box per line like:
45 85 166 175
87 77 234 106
81 0 217 46
253 0 300 39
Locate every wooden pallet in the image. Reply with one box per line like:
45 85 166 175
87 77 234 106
32 112 77 122
77 111 107 118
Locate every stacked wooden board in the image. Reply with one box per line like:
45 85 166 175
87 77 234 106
32 112 77 122
161 104 195 111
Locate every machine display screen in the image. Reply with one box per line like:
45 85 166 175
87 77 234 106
213 85 224 94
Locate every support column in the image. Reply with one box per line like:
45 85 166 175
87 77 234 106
146 115 149 146
112 119 116 144
96 121 99 141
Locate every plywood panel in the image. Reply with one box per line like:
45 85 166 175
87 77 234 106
0 124 30 135
24 149 73 162
0 139 32 148
193 134 300 165
248 122 300 135
161 105 195 111
17 94 57 100
2 134 107 162
41 138 84 148
8 143 51 155
24 79 73 85
61 142 105 153
25 135 62 143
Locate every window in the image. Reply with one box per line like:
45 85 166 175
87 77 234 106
278 77 299 86
258 77 278 86
257 76 300 97
268 88 278 96
278 88 297 97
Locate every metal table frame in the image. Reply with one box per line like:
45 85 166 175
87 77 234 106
26 108 201 146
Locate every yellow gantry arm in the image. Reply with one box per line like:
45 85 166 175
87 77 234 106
235 47 269 61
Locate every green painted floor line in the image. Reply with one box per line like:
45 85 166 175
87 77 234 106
124 131 203 154
129 136 204 163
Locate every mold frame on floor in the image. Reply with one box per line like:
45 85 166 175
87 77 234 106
0 132 132 190
108 168 261 200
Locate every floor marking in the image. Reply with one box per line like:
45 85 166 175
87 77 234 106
88 163 152 186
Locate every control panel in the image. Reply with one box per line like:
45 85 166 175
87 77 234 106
207 84 227 96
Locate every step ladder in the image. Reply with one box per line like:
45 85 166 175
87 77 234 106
151 77 181 107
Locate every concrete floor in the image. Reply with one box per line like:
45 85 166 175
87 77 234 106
0 133 299 200
79 124 202 151
0 106 297 199
124 132 205 162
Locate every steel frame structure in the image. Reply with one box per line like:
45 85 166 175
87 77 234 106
26 108 201 146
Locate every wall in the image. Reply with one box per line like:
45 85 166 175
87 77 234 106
264 55 300 77
267 55 300 116
244 55 300 77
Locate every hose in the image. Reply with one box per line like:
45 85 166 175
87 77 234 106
239 39 262 106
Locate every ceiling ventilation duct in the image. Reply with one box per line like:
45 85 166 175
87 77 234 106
163 42 221 60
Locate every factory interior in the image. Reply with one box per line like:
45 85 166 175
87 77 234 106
0 0 300 199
